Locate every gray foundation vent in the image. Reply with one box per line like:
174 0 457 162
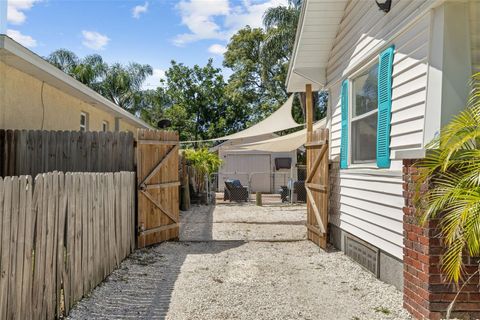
345 234 379 277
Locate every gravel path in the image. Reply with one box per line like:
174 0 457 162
67 203 410 320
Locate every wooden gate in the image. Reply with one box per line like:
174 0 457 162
306 128 329 249
136 130 180 248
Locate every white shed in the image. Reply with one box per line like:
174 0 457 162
211 134 299 193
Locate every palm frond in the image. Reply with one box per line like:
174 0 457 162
415 72 480 283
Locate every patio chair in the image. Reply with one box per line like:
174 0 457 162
224 179 249 202
279 186 289 203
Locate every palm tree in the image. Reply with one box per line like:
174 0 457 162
415 72 480 283
262 1 326 121
99 62 153 113
46 50 107 88
46 49 152 115
46 49 79 74
261 0 301 100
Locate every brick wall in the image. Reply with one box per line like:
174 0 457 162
403 159 480 320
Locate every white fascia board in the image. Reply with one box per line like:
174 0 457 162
0 35 152 129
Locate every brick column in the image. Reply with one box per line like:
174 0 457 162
402 159 480 320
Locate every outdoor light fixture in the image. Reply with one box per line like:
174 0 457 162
375 0 392 13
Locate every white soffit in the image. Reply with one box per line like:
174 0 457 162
286 0 348 93
0 35 152 129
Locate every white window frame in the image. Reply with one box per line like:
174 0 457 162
348 59 379 168
80 112 89 132
102 120 109 132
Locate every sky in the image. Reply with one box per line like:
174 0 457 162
4 0 288 89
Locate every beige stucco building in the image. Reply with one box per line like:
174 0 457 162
0 35 151 133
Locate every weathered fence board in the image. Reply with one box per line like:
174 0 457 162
0 171 135 319
0 130 135 178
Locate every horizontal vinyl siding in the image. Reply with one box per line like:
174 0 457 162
471 1 480 73
328 11 431 160
326 1 433 260
330 169 404 259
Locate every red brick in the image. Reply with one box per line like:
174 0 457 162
450 302 480 312
469 293 480 302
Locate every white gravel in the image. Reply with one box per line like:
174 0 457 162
67 203 410 320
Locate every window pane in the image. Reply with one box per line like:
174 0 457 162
353 64 378 117
352 113 377 163
80 114 86 126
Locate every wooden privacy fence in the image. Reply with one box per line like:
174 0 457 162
137 129 180 248
0 171 135 320
0 130 135 178
306 128 329 249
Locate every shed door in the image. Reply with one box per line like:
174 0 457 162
225 154 271 193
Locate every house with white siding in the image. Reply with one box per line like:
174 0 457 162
287 0 478 291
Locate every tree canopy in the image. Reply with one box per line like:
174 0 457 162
45 0 327 140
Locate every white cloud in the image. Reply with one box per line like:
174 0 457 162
7 0 40 25
208 44 227 55
132 2 149 19
7 29 37 47
173 0 230 46
142 68 165 90
173 0 288 47
225 0 288 31
81 30 110 50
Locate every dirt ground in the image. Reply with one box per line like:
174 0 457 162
67 202 410 320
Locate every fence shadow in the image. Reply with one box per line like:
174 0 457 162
67 239 245 319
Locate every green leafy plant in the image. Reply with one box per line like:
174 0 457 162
414 73 480 283
184 148 222 193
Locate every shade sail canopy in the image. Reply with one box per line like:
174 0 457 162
181 95 301 143
233 119 326 152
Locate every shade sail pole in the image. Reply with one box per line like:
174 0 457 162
305 84 313 206
306 84 313 143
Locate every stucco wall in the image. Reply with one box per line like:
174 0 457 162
0 61 138 133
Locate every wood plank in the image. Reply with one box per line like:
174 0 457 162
144 181 181 190
64 173 74 314
81 174 89 295
21 176 33 320
33 174 47 319
87 174 94 292
121 172 128 260
74 174 83 301
7 176 20 320
137 139 180 145
14 176 27 319
140 223 179 236
305 140 327 147
44 172 56 319
306 183 327 192
306 223 325 237
114 172 122 265
0 177 11 320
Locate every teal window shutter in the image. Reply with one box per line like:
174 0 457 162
376 46 395 168
340 80 349 169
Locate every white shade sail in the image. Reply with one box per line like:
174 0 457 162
181 95 301 143
233 119 326 152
